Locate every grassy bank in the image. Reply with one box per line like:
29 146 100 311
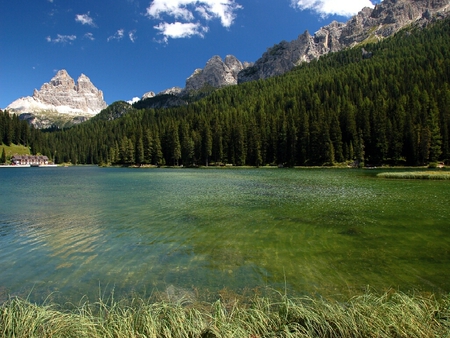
1 290 449 337
1 143 30 161
377 171 450 180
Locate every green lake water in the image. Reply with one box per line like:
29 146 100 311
0 166 449 304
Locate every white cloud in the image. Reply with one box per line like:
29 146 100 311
84 32 95 41
154 22 208 43
107 29 125 42
291 0 377 17
146 0 242 42
75 13 96 27
147 0 195 21
46 34 77 44
129 30 137 42
127 97 141 104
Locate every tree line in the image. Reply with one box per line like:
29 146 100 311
0 110 32 149
2 18 450 167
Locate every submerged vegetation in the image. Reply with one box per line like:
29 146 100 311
1 290 449 338
377 171 450 180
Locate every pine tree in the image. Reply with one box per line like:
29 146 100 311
171 124 181 166
135 136 144 165
152 131 164 166
143 129 154 164
212 119 223 164
428 99 442 163
201 122 212 166
126 137 135 164
1 148 6 164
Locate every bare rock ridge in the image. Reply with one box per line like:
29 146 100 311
6 70 107 127
184 55 251 92
6 0 450 125
238 0 450 83
143 0 449 98
33 69 106 114
135 55 250 108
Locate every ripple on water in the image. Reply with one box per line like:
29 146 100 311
0 167 449 303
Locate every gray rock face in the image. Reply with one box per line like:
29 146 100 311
33 69 106 115
238 0 450 83
6 70 107 128
185 55 249 92
157 87 183 96
141 91 156 100
32 69 107 114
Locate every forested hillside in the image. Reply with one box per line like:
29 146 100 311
2 19 450 167
0 110 33 149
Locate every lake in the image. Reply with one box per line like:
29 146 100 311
0 166 449 304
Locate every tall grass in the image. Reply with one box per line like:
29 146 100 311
1 290 449 337
377 171 450 180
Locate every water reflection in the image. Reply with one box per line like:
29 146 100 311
0 167 449 304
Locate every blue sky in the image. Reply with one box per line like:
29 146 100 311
1 0 381 108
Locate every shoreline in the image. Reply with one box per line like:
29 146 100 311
0 164 58 168
1 289 448 337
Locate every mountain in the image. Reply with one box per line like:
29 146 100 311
131 55 250 108
6 70 107 128
184 55 251 92
7 0 450 127
7 15 450 166
238 0 450 83
135 0 448 102
90 101 135 121
28 17 450 166
132 94 188 110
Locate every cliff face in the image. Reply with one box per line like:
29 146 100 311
6 70 107 128
31 70 107 115
184 55 250 92
238 0 450 83
138 0 449 103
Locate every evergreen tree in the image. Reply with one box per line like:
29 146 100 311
152 131 164 165
143 129 154 164
212 118 224 164
180 123 194 166
233 121 246 166
201 122 212 166
16 18 450 167
1 148 6 164
170 123 181 166
428 99 442 163
126 137 135 164
135 136 144 165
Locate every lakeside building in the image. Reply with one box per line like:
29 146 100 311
11 155 50 166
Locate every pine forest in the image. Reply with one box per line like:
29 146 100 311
1 18 450 168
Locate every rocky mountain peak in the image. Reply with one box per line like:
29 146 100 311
6 69 107 128
238 0 450 83
157 87 183 96
30 69 106 114
76 74 95 91
142 91 156 100
48 69 75 88
185 55 249 92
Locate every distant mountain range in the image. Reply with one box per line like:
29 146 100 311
5 0 450 128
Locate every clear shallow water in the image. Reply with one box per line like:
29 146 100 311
0 166 449 304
